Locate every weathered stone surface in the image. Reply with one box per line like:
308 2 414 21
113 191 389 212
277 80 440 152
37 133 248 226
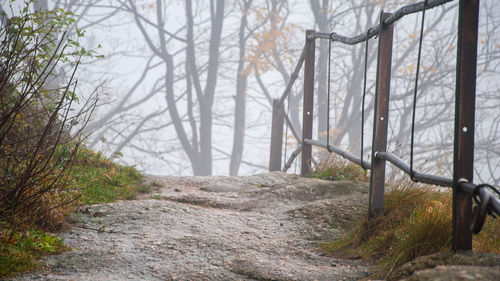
13 172 371 281
403 265 500 281
390 252 500 281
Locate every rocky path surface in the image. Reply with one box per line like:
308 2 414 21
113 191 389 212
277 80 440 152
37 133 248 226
14 172 372 281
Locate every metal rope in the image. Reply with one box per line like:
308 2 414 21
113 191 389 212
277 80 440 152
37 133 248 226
282 144 303 173
471 183 500 233
410 0 427 180
308 0 452 43
473 184 500 216
360 28 372 170
326 32 335 153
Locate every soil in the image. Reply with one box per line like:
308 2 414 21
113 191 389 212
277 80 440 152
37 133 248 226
11 172 372 281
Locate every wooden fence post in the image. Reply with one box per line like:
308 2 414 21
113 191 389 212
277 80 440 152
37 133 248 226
301 30 315 176
452 0 479 251
269 99 284 172
369 13 394 218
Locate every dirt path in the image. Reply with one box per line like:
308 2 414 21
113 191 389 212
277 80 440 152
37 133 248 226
15 172 372 281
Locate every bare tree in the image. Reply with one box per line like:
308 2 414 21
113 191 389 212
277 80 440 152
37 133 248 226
28 0 498 183
247 0 303 136
110 0 226 175
229 0 253 176
309 0 332 149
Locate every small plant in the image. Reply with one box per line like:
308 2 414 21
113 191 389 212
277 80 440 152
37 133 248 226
0 228 68 277
308 154 369 182
151 180 165 188
134 182 152 194
320 181 500 278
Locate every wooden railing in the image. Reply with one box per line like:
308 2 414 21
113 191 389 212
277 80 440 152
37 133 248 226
268 0 500 252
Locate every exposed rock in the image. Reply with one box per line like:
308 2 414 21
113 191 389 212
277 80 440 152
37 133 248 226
389 252 500 281
13 172 372 281
403 265 500 281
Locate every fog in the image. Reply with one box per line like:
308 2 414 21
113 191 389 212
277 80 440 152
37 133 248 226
4 0 499 185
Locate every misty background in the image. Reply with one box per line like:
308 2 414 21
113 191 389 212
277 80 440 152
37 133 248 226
3 0 499 185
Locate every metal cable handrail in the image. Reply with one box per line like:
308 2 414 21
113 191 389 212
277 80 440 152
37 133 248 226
284 112 301 142
375 151 452 187
304 139 371 169
308 0 453 44
279 46 306 104
282 144 302 173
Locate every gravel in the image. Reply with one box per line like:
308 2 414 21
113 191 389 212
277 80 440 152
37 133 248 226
13 172 372 281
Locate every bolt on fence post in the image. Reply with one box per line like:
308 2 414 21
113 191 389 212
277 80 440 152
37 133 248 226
452 0 479 252
369 12 393 219
301 30 315 176
269 99 285 172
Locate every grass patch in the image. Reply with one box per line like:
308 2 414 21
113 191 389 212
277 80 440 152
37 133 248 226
70 148 150 205
320 182 500 279
0 229 69 277
308 156 369 182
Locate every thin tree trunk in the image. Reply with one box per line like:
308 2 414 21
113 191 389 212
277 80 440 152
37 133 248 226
185 0 225 175
230 0 252 176
310 0 330 162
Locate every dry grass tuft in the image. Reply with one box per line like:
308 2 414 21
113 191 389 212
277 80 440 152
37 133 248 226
308 154 369 182
321 181 500 278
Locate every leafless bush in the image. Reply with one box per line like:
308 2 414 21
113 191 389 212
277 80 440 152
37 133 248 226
0 6 97 232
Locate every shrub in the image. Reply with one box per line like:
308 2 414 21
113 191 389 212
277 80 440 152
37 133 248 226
0 146 148 278
0 1 97 233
